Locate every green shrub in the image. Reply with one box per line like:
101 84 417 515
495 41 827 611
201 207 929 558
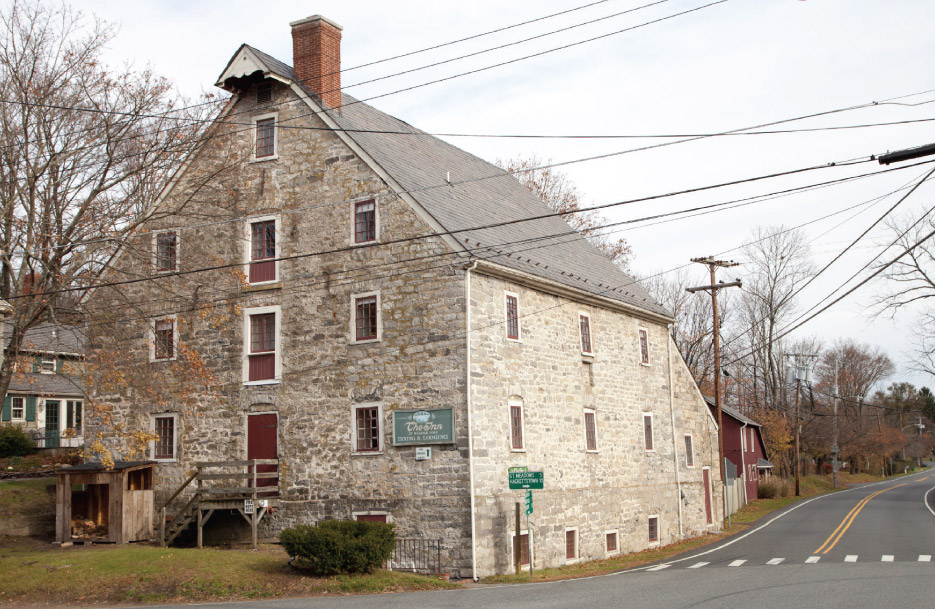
0 424 34 458
281 519 395 576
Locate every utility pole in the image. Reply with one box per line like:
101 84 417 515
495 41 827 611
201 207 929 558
832 359 839 490
687 257 741 518
785 354 815 496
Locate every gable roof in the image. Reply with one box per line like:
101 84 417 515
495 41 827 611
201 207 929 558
18 323 86 356
705 396 762 428
220 47 670 320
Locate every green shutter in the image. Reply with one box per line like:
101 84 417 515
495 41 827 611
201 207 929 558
55 359 63 374
32 356 41 373
1 395 10 421
25 396 36 421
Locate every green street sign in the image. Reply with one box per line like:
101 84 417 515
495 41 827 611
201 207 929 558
524 490 533 515
509 470 544 490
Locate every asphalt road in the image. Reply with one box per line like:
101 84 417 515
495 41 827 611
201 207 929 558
181 471 935 609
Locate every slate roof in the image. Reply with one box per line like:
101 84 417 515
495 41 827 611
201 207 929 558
60 460 154 472
19 323 86 356
238 47 670 318
8 372 83 397
705 396 762 428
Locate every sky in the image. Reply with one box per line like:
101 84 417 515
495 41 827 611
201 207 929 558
76 0 935 391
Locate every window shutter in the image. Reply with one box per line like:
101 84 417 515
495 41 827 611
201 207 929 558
1 395 10 421
55 359 63 374
25 396 36 421
33 356 41 373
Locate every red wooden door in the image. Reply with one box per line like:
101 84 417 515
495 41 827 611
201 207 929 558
702 468 713 524
248 413 278 495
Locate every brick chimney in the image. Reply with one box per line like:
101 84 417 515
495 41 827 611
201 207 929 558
290 15 343 110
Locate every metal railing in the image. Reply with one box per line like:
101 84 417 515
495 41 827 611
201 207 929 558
392 538 443 575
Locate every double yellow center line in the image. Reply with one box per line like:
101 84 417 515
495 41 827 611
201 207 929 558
814 482 909 555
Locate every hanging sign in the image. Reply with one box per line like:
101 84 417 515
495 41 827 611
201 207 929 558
392 409 454 445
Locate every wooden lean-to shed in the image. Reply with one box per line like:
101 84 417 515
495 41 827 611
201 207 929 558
55 461 155 544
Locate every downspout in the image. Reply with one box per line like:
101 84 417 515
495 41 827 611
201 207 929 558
739 423 748 505
465 260 479 582
666 325 683 538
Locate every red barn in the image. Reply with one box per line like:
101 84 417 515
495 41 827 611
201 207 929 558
708 400 772 503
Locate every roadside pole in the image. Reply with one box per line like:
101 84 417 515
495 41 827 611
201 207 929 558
514 502 521 575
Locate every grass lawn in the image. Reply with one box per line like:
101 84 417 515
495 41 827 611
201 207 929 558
0 478 54 510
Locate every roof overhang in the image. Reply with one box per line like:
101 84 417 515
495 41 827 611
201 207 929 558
215 44 291 91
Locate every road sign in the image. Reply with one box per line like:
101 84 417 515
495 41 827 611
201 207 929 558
524 490 533 515
509 470 543 490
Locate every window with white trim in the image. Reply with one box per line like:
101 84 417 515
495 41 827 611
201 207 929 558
40 359 55 373
352 404 383 453
66 400 83 436
584 409 598 452
741 427 746 451
509 401 525 451
246 216 279 284
243 305 281 384
638 327 651 366
151 316 177 362
253 113 278 159
648 516 659 544
643 413 654 451
505 291 521 341
605 530 619 555
353 200 377 244
350 291 381 344
10 396 24 421
685 433 694 467
154 231 178 273
152 414 177 461
578 312 593 355
565 528 578 562
749 428 755 451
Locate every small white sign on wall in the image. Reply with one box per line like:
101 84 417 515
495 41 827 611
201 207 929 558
244 499 255 514
415 447 432 461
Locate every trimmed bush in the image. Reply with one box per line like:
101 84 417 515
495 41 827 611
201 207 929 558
757 479 780 499
280 519 395 576
0 424 34 458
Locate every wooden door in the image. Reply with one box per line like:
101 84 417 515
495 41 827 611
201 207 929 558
702 468 713 525
247 413 278 495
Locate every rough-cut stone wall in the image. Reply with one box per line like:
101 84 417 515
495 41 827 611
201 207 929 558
86 81 474 576
468 272 722 576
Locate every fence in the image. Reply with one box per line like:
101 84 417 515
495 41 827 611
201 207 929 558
392 538 442 575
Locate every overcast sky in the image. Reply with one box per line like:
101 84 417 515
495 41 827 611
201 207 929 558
78 0 935 391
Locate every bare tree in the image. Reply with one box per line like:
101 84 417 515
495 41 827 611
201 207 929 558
497 155 633 271
0 1 226 403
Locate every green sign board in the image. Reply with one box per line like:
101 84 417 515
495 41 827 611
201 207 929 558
392 409 454 446
509 470 544 490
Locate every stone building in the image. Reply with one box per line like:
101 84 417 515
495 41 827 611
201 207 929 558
86 15 722 578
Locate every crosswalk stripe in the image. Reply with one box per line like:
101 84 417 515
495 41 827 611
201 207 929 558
688 562 709 569
766 558 785 565
646 564 670 572
805 556 820 564
919 555 932 562
845 555 858 562
881 555 894 562
728 559 746 567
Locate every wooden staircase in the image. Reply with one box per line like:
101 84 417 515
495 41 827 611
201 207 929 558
158 459 280 548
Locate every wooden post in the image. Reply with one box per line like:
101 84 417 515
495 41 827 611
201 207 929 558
197 508 203 548
160 507 166 546
514 501 521 574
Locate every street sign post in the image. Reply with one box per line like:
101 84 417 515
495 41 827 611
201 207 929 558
508 470 544 490
524 490 533 515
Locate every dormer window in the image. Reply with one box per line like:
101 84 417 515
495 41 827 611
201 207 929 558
40 359 55 374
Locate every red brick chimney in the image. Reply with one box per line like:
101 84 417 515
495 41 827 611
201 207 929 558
290 15 343 110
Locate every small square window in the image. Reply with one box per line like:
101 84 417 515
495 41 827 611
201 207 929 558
643 413 654 451
579 313 593 355
509 402 524 451
505 293 520 340
354 406 381 452
255 117 275 158
565 529 578 561
10 397 24 420
155 231 177 272
606 531 618 554
584 410 597 452
153 414 177 461
685 434 694 467
648 516 659 543
354 200 376 244
638 327 650 366
40 359 55 373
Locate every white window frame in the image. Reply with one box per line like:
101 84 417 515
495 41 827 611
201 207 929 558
349 290 382 345
10 396 24 421
648 515 660 546
684 432 694 468
511 528 532 569
242 305 282 385
604 529 620 556
244 214 281 286
251 112 279 162
151 413 178 462
150 314 179 362
40 359 56 374
504 290 522 342
152 229 179 274
349 198 380 245
578 311 594 356
564 527 579 563
509 400 525 452
750 428 755 451
584 408 598 453
350 402 384 455
65 399 83 436
638 326 651 366
352 510 392 523
643 412 655 452
741 426 747 451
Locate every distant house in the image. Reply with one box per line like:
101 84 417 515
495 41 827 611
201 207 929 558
708 399 772 503
0 322 86 449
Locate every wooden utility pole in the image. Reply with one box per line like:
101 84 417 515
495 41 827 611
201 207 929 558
832 359 839 490
687 257 741 512
784 354 815 496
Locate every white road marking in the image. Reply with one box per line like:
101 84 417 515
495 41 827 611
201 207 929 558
919 555 932 562
688 562 709 569
728 559 746 567
882 555 895 562
646 564 670 571
845 555 859 562
805 556 821 564
766 558 785 565
924 484 935 518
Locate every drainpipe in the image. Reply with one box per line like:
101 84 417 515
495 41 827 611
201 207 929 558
739 423 748 506
465 260 479 582
666 325 683 538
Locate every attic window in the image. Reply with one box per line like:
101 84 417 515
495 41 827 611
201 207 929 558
256 82 272 105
